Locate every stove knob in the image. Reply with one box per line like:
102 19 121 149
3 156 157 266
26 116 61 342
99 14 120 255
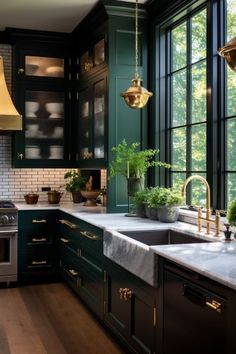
9 216 15 223
0 215 9 224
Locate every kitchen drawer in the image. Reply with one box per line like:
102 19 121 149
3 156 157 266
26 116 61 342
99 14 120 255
19 210 58 230
19 246 57 273
58 214 80 239
79 220 103 261
77 260 104 319
60 258 81 295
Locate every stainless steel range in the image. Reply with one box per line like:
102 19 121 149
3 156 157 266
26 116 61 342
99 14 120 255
0 200 18 284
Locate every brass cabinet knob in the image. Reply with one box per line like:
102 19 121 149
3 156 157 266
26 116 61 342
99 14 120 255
18 68 25 75
17 153 24 160
119 287 133 301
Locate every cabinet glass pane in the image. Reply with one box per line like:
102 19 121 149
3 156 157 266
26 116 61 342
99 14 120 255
79 88 91 159
191 123 206 171
25 56 64 77
25 90 64 159
94 79 105 159
80 51 93 74
94 39 105 66
227 118 236 170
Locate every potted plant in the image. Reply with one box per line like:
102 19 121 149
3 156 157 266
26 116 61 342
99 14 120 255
133 188 150 218
64 170 86 203
109 139 170 196
227 198 236 227
152 187 183 223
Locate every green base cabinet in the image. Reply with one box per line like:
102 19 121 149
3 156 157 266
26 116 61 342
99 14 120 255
18 210 59 282
104 257 157 354
58 212 104 319
158 259 236 354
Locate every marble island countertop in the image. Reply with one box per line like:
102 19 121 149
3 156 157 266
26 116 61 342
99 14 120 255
15 202 236 290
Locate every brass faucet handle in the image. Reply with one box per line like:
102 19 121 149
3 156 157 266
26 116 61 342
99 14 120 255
197 207 202 233
215 210 221 236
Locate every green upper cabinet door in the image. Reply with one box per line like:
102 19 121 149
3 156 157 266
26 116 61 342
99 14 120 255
75 69 107 168
9 29 73 168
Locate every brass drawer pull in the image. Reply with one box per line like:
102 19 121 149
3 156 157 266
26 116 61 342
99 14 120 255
206 300 222 313
80 230 98 240
119 287 133 301
32 260 47 265
32 237 47 242
59 219 77 229
60 237 70 244
69 269 79 276
32 219 47 224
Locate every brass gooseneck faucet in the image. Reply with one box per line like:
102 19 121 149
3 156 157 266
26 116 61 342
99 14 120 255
182 175 220 236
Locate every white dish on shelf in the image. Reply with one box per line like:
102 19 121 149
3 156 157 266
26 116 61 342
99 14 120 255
45 102 63 118
25 101 39 118
52 126 63 138
49 145 63 159
45 66 64 77
25 145 41 159
25 64 39 75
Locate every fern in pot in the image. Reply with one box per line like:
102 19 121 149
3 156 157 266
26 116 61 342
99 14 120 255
133 188 151 218
109 139 170 197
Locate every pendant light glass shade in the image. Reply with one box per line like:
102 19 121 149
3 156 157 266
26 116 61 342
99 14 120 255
120 0 152 109
0 56 22 131
218 37 236 72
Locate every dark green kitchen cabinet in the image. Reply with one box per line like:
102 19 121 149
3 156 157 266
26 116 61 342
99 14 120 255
75 69 107 168
8 28 73 168
158 258 236 354
18 210 59 282
58 212 104 319
72 1 148 212
104 257 157 354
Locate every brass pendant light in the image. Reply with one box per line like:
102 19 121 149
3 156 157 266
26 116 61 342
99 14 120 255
121 0 152 109
218 37 236 72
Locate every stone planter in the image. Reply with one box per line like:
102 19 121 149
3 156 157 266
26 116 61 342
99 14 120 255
145 205 158 220
157 205 179 223
135 202 147 218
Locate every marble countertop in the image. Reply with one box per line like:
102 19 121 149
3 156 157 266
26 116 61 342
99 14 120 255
15 201 236 290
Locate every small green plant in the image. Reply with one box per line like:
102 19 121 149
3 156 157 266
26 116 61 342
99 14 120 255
133 188 150 207
147 187 183 208
109 139 170 179
64 170 86 192
227 198 236 226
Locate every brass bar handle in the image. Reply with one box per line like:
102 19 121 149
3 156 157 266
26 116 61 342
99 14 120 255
32 260 47 265
60 237 70 244
206 300 222 313
123 288 133 301
59 219 77 229
32 219 47 224
80 230 98 240
69 269 79 276
119 288 124 300
32 237 47 242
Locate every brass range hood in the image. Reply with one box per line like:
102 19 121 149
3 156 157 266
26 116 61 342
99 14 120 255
0 56 22 132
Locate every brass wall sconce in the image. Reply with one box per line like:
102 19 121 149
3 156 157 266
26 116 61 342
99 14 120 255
218 37 236 72
120 0 153 109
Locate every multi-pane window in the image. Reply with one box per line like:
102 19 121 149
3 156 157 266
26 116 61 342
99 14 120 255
225 0 236 204
156 0 236 209
168 9 207 205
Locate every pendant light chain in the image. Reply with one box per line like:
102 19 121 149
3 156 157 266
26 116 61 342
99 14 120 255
135 0 139 79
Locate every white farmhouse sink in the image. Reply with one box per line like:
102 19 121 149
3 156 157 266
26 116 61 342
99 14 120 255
104 228 211 287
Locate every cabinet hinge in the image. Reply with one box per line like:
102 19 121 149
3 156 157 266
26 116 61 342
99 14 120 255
103 270 107 283
103 300 106 314
153 306 157 327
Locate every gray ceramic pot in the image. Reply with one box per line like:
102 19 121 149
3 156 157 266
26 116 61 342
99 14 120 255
157 205 179 223
145 205 158 220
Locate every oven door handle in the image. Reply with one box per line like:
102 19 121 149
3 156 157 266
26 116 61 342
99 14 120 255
0 230 17 235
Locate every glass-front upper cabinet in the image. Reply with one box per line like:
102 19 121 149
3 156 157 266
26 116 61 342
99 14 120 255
25 90 64 160
11 32 71 168
79 38 105 77
76 70 107 167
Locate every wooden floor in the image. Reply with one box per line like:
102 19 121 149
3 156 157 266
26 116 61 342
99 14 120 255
0 282 124 354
